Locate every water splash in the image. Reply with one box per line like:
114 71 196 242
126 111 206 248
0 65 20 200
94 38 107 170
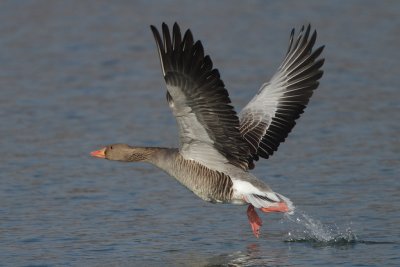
282 210 358 246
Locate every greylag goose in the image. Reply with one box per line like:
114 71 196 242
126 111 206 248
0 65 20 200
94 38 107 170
91 23 324 238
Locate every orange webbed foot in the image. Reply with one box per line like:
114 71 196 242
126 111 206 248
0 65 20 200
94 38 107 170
247 204 263 238
260 202 289 213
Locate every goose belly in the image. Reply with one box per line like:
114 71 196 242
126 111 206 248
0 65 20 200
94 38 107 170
165 159 234 203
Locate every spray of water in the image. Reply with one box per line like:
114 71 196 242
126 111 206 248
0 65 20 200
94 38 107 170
282 209 357 245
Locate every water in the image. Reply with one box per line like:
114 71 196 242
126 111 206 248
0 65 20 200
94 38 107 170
1 1 399 266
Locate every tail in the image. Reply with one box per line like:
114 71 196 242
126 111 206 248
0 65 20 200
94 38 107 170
245 192 295 215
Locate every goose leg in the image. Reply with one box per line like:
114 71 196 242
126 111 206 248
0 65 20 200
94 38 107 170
247 204 263 238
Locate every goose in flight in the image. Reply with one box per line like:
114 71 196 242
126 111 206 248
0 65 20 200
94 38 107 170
91 23 324 238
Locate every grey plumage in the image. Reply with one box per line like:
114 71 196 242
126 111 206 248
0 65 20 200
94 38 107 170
148 148 234 202
91 23 324 235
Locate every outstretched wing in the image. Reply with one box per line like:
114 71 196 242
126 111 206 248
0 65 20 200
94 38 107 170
239 25 324 168
151 23 250 170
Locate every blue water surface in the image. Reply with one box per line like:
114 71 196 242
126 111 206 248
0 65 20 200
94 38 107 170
1 1 399 266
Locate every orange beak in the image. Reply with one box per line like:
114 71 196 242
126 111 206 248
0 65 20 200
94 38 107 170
90 147 106 159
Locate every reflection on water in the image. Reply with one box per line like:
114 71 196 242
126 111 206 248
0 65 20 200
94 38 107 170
205 243 289 267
